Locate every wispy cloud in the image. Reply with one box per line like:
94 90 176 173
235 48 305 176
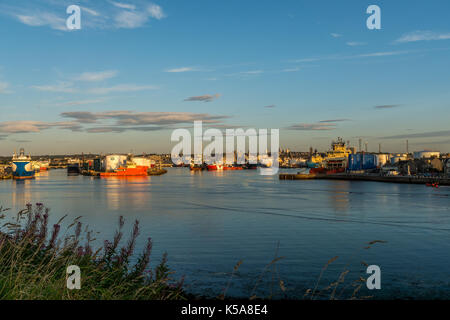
0 111 230 135
165 67 198 73
225 69 265 78
110 1 136 10
264 105 276 108
80 6 100 17
240 70 264 75
395 30 450 43
88 84 158 95
15 12 66 31
75 70 118 82
0 121 82 134
287 123 336 131
87 126 166 133
381 130 450 139
59 111 98 124
282 67 301 72
31 82 76 93
374 104 401 109
346 41 366 47
184 94 221 102
147 3 165 20
319 119 351 123
292 50 411 63
292 58 322 63
113 3 166 28
358 51 409 57
114 10 149 28
1 2 166 31
0 82 11 94
56 98 106 107
31 81 157 95
331 33 342 38
61 111 229 125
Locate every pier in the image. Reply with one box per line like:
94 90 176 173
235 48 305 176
279 172 450 186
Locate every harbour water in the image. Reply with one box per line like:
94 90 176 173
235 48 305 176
0 168 449 299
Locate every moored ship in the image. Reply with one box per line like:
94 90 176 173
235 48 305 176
323 137 352 170
307 138 352 169
206 163 224 171
100 165 148 177
223 164 243 170
190 163 204 171
100 164 148 177
99 154 149 177
39 161 50 171
67 163 81 176
12 149 35 179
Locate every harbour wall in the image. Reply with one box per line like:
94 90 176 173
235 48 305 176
279 173 450 186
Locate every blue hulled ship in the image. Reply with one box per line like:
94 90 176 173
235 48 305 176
12 148 35 179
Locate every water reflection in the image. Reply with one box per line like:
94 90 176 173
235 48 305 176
0 168 449 299
101 177 151 210
11 179 33 207
328 181 350 213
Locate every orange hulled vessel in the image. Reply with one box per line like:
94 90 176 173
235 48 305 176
223 164 243 170
100 165 148 177
206 163 223 171
100 155 149 177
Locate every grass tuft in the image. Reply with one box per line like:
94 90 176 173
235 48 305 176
0 203 185 300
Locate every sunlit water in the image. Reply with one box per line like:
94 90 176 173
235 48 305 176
1 168 449 299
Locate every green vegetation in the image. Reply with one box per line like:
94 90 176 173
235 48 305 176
0 203 385 300
0 204 185 300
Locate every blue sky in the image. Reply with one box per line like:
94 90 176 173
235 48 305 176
0 0 449 155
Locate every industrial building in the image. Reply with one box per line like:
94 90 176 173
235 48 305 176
413 151 440 159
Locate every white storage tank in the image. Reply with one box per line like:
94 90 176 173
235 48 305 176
375 154 389 167
132 157 155 168
103 155 127 171
391 156 407 164
413 151 440 159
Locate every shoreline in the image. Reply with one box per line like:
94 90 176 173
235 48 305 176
279 172 450 186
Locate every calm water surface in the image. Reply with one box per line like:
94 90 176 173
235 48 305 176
1 168 449 299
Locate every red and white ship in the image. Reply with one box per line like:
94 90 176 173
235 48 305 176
206 163 223 171
100 165 148 177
